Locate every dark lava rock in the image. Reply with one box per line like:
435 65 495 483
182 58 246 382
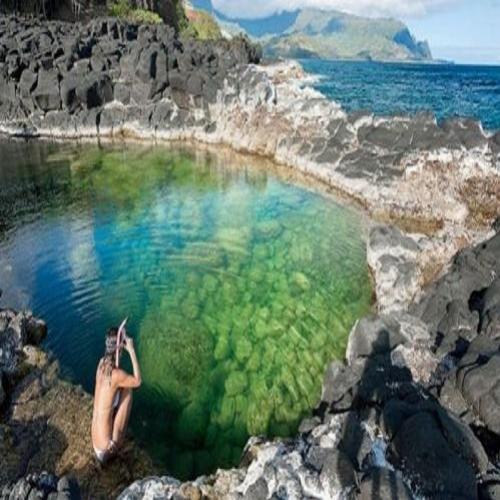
321 360 360 411
305 446 358 495
0 373 5 407
455 335 500 435
354 356 413 406
60 70 80 113
479 470 500 500
442 118 488 150
25 317 47 345
337 413 374 471
18 69 38 99
0 15 261 137
437 298 480 341
493 216 500 233
479 279 500 339
242 477 268 500
359 121 414 152
439 374 473 422
357 468 413 500
369 225 421 252
0 310 47 377
76 72 113 109
412 231 500 339
0 472 80 500
33 68 61 112
56 476 81 500
346 314 406 363
389 411 479 499
383 390 488 474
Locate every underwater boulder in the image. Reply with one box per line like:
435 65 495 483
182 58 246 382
255 220 283 240
225 371 248 397
214 334 231 361
234 337 252 364
291 272 311 293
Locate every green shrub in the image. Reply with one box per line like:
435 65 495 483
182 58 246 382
181 8 221 40
129 8 163 24
108 0 162 24
174 0 192 33
108 0 130 18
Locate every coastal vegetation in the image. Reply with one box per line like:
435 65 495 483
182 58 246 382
108 0 162 24
182 6 221 40
0 1 171 31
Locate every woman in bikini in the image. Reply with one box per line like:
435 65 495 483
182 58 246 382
91 326 142 463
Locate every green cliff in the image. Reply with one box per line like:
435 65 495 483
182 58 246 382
190 1 432 62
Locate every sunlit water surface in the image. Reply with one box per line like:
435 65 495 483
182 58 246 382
0 141 372 478
302 59 500 131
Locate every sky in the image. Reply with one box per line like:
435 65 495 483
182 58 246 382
211 0 500 65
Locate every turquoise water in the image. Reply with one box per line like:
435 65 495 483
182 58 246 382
302 60 500 131
0 140 372 478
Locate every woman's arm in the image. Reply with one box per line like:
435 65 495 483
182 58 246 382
113 337 142 389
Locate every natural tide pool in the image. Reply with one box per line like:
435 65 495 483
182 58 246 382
0 140 372 479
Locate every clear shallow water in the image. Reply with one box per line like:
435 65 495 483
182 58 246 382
301 59 500 131
0 141 372 479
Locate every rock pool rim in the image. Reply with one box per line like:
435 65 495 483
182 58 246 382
1 122 497 499
0 139 375 480
3 109 494 240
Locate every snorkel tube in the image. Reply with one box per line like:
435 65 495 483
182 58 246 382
116 317 128 368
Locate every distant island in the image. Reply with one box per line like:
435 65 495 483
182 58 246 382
189 0 433 62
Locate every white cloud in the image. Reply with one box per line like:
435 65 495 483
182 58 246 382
212 0 460 20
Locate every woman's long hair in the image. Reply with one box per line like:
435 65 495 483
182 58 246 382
101 327 119 380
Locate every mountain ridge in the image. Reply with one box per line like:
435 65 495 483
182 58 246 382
189 1 433 62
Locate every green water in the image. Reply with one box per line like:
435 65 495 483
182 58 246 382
0 141 372 479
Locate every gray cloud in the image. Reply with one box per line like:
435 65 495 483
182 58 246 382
212 0 461 19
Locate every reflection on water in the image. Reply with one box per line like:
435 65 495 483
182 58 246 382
0 140 372 479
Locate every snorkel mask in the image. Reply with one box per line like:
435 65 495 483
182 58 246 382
115 317 128 368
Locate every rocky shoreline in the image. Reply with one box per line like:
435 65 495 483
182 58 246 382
1 15 498 314
2 228 499 499
1 13 500 500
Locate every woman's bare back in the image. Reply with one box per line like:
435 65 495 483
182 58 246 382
91 334 141 462
92 359 119 450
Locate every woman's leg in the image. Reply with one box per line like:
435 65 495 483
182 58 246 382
111 388 133 446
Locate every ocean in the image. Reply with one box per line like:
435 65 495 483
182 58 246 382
301 59 500 132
